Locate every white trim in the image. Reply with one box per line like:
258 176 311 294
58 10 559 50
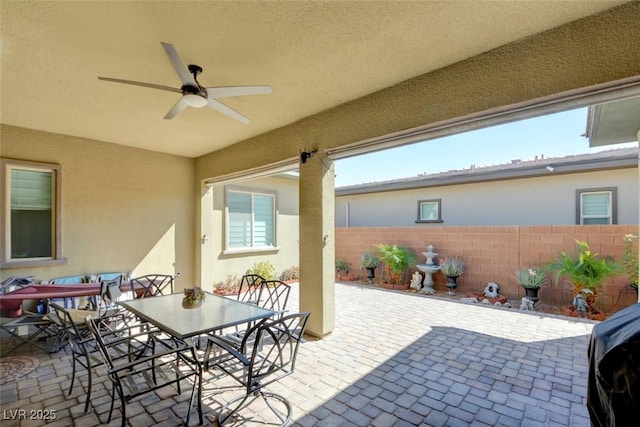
203 157 299 187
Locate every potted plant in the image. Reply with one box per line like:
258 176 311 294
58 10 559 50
439 257 465 295
336 258 350 280
376 244 417 287
360 253 379 283
515 266 547 304
546 240 621 316
182 286 206 309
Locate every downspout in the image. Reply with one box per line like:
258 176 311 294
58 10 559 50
346 202 350 228
637 129 640 303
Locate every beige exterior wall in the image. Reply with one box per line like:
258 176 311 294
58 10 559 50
336 168 639 227
1 125 196 289
200 174 299 289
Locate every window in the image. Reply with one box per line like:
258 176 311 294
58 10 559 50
225 187 277 251
577 187 617 225
416 199 442 223
1 159 64 267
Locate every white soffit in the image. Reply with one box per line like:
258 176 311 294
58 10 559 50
588 97 640 147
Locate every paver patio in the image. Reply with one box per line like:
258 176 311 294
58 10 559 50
0 282 597 426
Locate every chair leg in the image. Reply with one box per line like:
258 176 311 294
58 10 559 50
219 391 292 426
84 366 92 413
68 356 76 396
218 393 251 425
260 391 292 425
107 383 117 423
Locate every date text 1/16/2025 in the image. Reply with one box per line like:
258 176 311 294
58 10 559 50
3 409 57 421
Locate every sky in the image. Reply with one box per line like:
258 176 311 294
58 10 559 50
333 107 638 187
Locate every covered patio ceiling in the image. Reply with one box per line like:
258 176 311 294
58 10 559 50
0 1 629 159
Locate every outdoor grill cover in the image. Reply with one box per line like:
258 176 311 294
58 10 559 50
587 303 640 427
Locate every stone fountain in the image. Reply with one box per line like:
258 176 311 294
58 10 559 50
416 245 440 294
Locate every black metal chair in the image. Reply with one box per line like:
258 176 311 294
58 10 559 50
129 274 175 298
206 311 310 425
259 279 291 315
47 302 151 413
86 315 202 427
236 274 265 305
206 278 290 352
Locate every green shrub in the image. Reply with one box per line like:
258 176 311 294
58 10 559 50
248 260 277 280
377 244 417 285
336 258 350 274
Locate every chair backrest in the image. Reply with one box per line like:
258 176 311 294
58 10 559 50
48 302 91 357
237 274 265 304
259 280 291 314
96 272 127 282
244 312 310 393
97 276 123 316
50 275 88 308
85 316 116 371
129 274 174 298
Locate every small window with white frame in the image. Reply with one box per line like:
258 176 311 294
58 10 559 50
1 159 64 267
225 186 277 251
577 187 616 225
416 199 442 223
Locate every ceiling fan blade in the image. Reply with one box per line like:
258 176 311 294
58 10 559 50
160 42 198 88
206 98 250 124
205 85 272 99
163 98 188 120
98 77 181 94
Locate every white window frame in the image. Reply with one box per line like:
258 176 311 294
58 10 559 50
224 186 278 253
577 187 617 225
416 199 442 223
1 158 66 267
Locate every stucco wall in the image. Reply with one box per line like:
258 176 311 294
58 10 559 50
194 4 639 182
200 175 299 288
335 224 638 313
336 168 639 226
1 125 196 288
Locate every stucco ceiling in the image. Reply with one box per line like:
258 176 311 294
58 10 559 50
0 1 628 158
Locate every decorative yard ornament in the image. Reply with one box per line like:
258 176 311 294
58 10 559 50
483 282 500 298
573 289 591 318
520 297 535 311
410 271 422 290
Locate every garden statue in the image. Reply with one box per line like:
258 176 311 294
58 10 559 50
520 297 535 311
410 271 422 290
573 293 588 318
483 282 500 298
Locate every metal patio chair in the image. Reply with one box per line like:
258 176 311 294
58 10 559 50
206 311 310 425
129 274 175 299
48 302 153 413
85 315 202 426
206 277 290 353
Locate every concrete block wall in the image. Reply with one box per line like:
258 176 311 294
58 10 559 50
335 225 638 314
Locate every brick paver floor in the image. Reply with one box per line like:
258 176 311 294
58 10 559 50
1 282 597 426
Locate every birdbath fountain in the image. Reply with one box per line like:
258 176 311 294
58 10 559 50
416 245 440 294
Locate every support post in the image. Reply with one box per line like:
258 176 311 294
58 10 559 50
298 151 335 337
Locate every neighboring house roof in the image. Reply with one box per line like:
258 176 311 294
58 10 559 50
336 147 638 196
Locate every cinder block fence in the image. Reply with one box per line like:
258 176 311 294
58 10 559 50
335 225 638 314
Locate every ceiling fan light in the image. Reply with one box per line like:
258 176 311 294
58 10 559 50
183 93 207 108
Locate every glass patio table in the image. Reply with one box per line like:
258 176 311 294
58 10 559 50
118 291 276 424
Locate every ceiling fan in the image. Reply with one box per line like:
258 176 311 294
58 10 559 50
98 42 272 123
